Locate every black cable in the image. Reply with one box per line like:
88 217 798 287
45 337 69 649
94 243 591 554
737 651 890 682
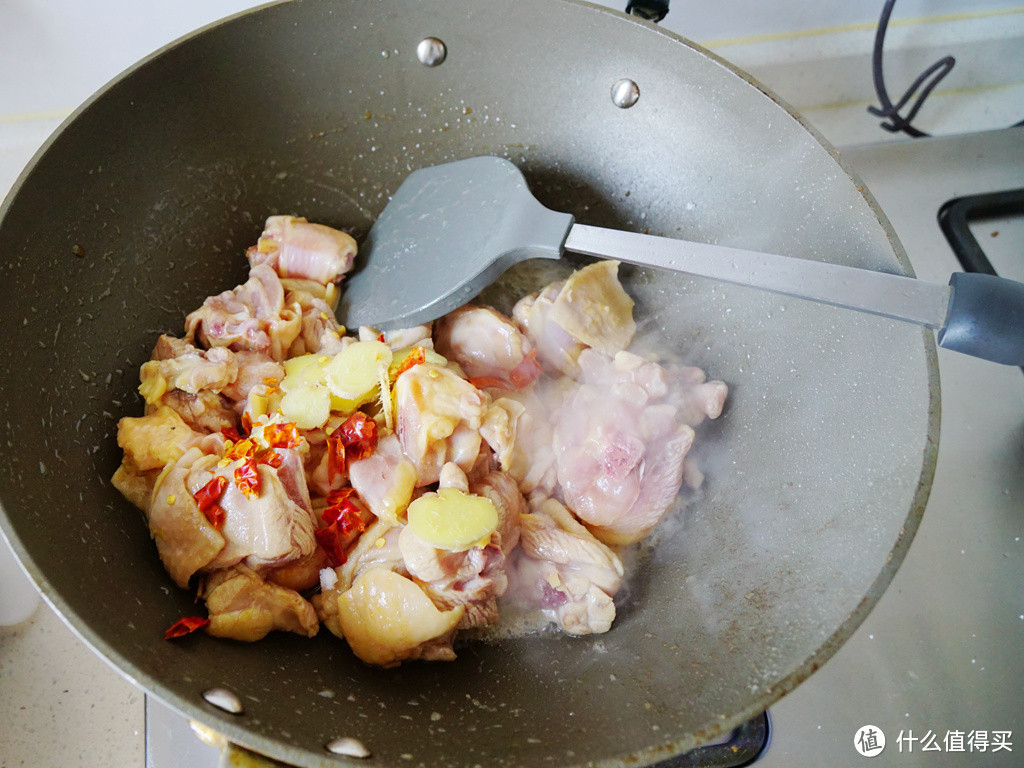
626 0 669 22
867 0 955 137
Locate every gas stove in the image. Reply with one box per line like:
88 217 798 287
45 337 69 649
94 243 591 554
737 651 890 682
1 3 1023 768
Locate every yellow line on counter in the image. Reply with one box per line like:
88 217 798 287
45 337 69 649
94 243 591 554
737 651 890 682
804 79 1024 112
0 109 72 124
701 6 1024 48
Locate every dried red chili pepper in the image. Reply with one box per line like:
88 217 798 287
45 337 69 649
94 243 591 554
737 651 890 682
393 347 426 378
258 450 283 469
263 422 301 450
469 376 509 390
205 503 226 529
164 615 210 640
315 522 347 567
224 438 256 462
193 475 228 529
326 434 347 482
337 505 366 537
339 412 377 461
322 488 366 536
323 486 357 509
220 426 242 443
234 457 261 499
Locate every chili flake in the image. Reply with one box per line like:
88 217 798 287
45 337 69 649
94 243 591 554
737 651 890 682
339 412 377 461
263 422 301 450
193 475 228 529
164 615 210 639
323 488 366 537
225 438 256 462
393 347 426 378
326 435 347 482
315 523 347 567
469 376 509 390
234 457 261 499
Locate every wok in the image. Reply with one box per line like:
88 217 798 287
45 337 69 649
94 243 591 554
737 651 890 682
0 1 938 765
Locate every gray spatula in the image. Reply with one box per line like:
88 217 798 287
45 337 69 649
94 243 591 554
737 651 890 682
340 156 1024 366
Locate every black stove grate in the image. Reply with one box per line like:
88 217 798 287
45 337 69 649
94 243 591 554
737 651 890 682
938 187 1024 374
938 187 1024 276
652 711 771 768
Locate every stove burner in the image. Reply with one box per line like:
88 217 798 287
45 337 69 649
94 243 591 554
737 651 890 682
652 711 771 767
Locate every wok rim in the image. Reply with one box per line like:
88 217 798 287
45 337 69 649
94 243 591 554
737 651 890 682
0 0 941 765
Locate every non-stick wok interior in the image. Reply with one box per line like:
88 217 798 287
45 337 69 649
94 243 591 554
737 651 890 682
0 1 937 766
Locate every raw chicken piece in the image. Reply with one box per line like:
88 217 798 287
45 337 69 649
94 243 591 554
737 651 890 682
113 406 204 510
360 324 434 351
197 460 318 572
334 567 464 667
513 260 635 377
398 526 507 631
148 448 228 588
388 325 434 349
185 263 302 361
247 215 356 285
200 564 318 641
480 383 562 495
397 470 522 631
314 519 463 666
469 470 525 556
664 364 730 427
285 287 349 357
434 306 540 388
393 363 487 486
337 518 406 592
136 335 242 432
552 349 697 545
337 569 462 671
218 351 285 409
140 335 239 404
347 433 417 521
270 445 314 516
156 389 237 434
514 498 624 635
116 405 200 473
264 546 328 592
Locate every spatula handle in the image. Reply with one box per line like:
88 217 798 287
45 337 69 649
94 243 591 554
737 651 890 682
938 272 1024 366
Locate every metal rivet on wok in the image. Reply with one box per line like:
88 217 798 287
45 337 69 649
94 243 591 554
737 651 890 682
202 687 244 715
326 737 372 759
416 37 447 67
611 78 640 108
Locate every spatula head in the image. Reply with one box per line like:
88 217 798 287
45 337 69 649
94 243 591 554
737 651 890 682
339 156 574 330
